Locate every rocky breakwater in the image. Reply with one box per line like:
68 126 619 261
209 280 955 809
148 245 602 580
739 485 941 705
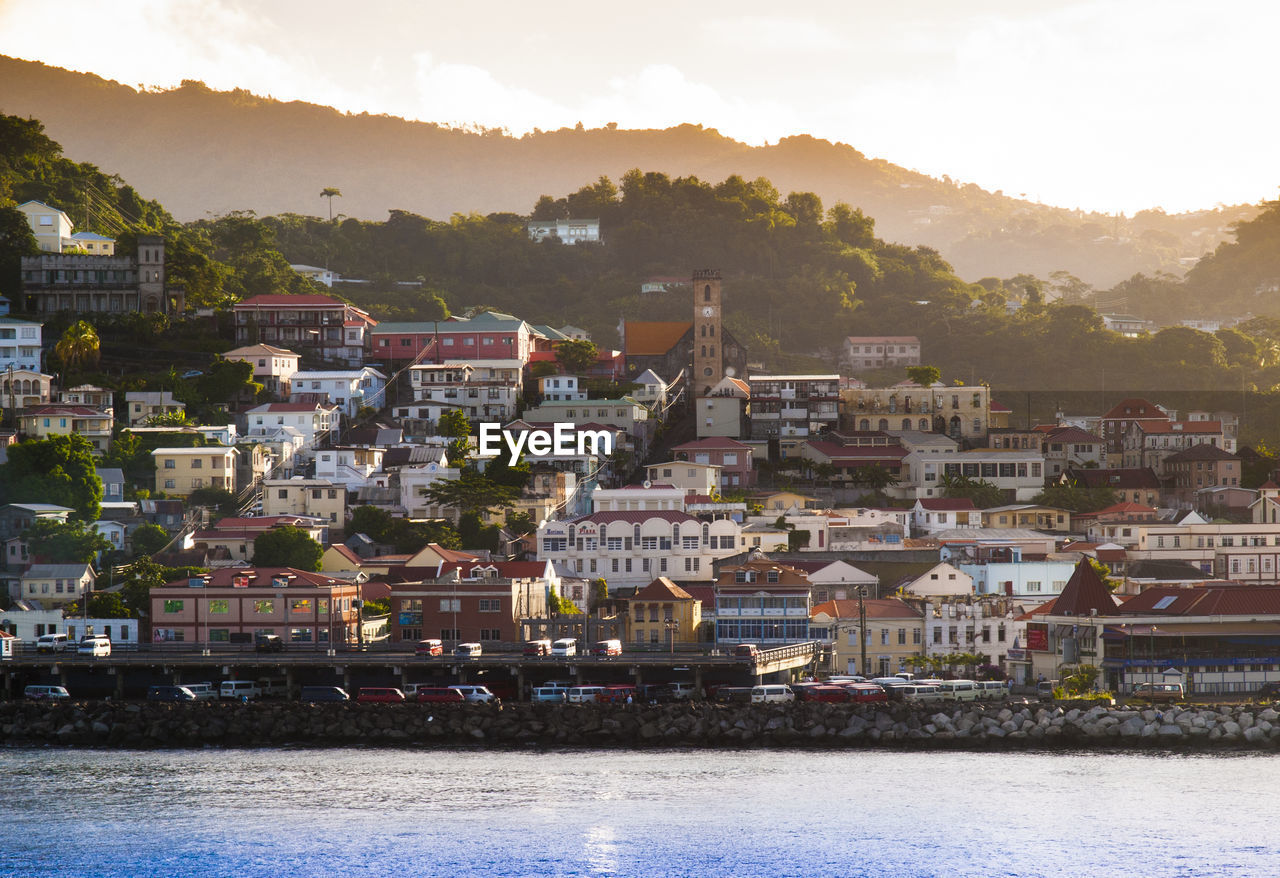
3 699 1280 750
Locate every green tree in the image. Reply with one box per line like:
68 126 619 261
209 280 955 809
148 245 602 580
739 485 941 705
64 591 132 619
252 526 323 571
187 487 240 515
1032 482 1118 513
130 523 171 557
424 469 520 517
554 338 598 375
547 587 582 615
905 365 942 387
347 505 394 540
940 473 1006 509
24 518 110 564
589 578 609 610
54 320 101 378
320 187 342 222
0 205 38 300
0 435 103 521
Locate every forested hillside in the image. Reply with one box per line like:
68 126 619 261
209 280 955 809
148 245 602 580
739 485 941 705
0 55 1256 287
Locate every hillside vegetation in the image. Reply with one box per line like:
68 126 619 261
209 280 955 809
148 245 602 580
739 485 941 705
0 55 1257 287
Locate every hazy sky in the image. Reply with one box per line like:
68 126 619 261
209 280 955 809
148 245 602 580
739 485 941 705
1 0 1274 215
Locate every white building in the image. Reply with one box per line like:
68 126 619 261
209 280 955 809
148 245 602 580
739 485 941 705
223 344 300 397
536 511 742 587
315 446 385 490
405 363 519 423
398 460 462 519
539 373 587 401
290 264 336 287
246 402 340 455
0 316 42 372
16 200 73 252
958 560 1078 599
289 367 388 418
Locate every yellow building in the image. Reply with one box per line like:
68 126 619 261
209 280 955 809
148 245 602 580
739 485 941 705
262 478 346 525
20 404 114 453
812 596 924 677
628 577 702 648
152 447 237 496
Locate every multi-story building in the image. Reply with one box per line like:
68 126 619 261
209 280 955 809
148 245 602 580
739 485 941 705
125 391 185 427
537 511 741 588
1100 397 1168 462
370 311 539 368
980 504 1073 534
289 367 388 417
16 563 95 607
245 402 340 453
538 373 587 401
958 559 1078 599
644 461 721 497
399 461 461 520
1162 444 1242 509
695 376 750 439
260 478 346 530
713 555 812 645
17 200 117 255
672 437 756 490
937 449 1045 502
0 316 42 372
798 432 910 486
1035 425 1105 477
19 404 113 453
232 294 375 366
747 374 840 440
388 564 552 644
842 382 991 445
149 567 360 646
222 344 301 397
911 498 982 536
152 447 237 496
404 363 518 423
190 516 328 563
315 446 385 491
1066 467 1162 507
0 369 53 412
842 336 921 371
812 597 924 677
628 577 702 648
1123 420 1227 470
20 235 184 315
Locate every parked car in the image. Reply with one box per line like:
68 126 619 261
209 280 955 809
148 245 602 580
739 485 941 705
184 682 218 701
843 683 889 704
24 684 70 700
795 684 848 703
668 682 698 701
566 685 606 704
531 686 567 703
255 634 284 653
976 680 1010 701
592 639 622 657
751 684 795 704
523 639 552 657
356 687 406 704
711 686 754 704
147 685 197 702
449 685 498 703
300 686 349 703
415 639 443 657
35 634 71 654
550 638 577 657
417 687 466 704
454 642 482 658
733 643 760 660
600 684 636 703
1131 682 1184 703
78 635 111 657
220 680 261 701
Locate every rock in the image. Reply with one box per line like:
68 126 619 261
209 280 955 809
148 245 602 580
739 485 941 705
1157 724 1183 738
1243 726 1267 744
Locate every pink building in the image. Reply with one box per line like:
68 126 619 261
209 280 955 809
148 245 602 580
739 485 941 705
672 437 757 489
369 311 541 366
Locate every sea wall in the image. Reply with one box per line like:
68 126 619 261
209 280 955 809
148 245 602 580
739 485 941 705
4 700 1280 749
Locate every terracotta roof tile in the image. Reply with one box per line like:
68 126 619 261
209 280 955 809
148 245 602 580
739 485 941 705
623 321 691 356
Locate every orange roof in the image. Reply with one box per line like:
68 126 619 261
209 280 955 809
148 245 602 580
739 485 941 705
623 321 691 356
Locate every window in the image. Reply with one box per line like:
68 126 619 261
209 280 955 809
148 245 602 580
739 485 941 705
209 599 229 614
897 628 906 645
682 536 698 549
478 599 500 613
163 600 184 613
191 458 202 469
290 598 312 613
209 629 230 643
440 598 461 612
1026 581 1042 593
164 459 176 469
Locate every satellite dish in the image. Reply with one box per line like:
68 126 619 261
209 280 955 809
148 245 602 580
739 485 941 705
643 480 652 488
724 366 736 377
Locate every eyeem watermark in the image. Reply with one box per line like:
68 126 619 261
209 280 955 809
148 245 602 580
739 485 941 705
477 422 614 458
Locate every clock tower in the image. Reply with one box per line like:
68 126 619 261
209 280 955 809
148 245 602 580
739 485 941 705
692 268 723 395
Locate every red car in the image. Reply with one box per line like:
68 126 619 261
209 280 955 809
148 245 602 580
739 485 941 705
797 685 849 703
416 687 466 704
842 683 889 704
356 687 406 704
600 685 637 703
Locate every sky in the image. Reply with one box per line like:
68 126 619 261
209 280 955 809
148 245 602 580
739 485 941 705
0 0 1275 215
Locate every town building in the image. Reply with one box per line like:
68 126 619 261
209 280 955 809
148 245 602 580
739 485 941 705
20 235 184 315
19 404 113 453
371 311 539 368
812 597 924 677
190 516 327 564
672 437 756 490
911 498 982 536
842 336 921 371
260 478 346 530
628 577 703 648
15 563 95 607
289 367 388 417
747 374 840 440
0 316 42 372
695 376 750 439
980 504 1073 534
644 462 721 497
388 565 553 644
842 382 991 445
222 344 301 397
245 402 340 454
538 373 587 401
152 447 237 496
125 391 185 427
405 362 519 423
0 369 53 412
1162 444 1242 509
1122 420 1227 470
149 567 360 646
232 294 375 366
1100 397 1169 462
713 554 812 645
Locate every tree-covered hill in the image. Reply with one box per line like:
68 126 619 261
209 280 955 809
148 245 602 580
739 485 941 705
0 54 1256 287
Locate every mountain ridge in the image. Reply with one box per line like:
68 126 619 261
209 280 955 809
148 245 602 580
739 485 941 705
0 54 1256 286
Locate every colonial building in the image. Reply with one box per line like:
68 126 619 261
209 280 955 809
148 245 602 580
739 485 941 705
713 554 812 645
388 565 553 644
842 336 921 371
233 294 375 366
628 577 702 648
21 235 184 315
748 374 840 441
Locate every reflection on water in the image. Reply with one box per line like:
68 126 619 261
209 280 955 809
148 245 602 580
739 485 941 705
0 748 1275 877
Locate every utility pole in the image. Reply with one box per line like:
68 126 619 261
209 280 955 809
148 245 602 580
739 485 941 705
858 586 868 677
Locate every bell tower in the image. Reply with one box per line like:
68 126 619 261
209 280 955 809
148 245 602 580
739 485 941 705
692 268 723 395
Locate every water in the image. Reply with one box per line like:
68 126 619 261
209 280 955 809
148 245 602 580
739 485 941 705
1 747 1276 877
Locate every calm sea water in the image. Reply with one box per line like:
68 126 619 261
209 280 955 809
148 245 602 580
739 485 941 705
1 747 1275 877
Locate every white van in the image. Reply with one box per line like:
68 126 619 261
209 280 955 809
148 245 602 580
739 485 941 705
551 638 578 657
567 685 605 703
184 682 218 701
899 683 945 703
35 633 71 654
592 639 622 657
937 680 980 702
532 686 567 703
751 684 795 703
454 642 483 658
78 635 111 657
448 684 497 703
977 680 1009 701
220 680 261 701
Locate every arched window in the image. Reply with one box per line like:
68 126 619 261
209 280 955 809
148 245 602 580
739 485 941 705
919 418 929 431
700 324 706 336
860 419 870 431
634 524 641 541
709 345 715 356
878 418 889 431
902 418 911 430
568 526 575 541
700 345 707 357
672 523 681 541
704 285 711 301
702 523 710 545
709 325 715 337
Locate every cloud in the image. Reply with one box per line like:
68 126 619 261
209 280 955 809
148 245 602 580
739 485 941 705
702 16 846 52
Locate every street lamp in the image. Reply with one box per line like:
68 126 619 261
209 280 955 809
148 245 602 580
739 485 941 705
665 618 678 655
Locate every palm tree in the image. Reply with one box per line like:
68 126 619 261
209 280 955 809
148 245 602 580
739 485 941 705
56 320 100 378
320 187 342 222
